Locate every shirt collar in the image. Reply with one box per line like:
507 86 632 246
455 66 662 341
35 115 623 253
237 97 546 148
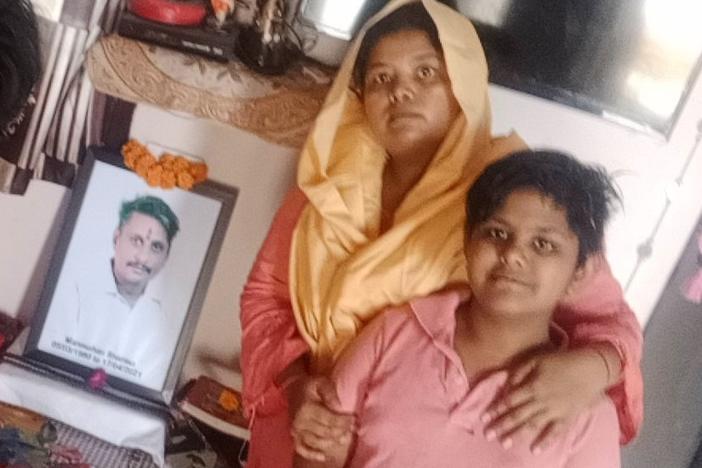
548 319 569 350
409 287 470 343
408 287 569 350
101 259 121 297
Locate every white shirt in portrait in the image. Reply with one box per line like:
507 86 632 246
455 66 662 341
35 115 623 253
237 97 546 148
38 260 176 390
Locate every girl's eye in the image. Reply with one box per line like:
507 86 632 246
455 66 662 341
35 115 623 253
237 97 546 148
417 66 436 79
533 238 556 253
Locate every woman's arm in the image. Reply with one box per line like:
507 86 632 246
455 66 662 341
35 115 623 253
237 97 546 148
555 255 643 443
564 398 621 468
240 188 311 418
241 188 354 462
483 255 643 449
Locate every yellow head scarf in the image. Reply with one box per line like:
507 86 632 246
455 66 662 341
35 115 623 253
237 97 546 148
290 0 526 372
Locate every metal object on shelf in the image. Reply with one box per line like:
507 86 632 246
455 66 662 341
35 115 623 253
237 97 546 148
236 0 298 75
117 9 239 62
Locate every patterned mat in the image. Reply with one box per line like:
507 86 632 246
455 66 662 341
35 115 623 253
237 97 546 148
0 401 155 467
0 401 223 468
86 35 334 148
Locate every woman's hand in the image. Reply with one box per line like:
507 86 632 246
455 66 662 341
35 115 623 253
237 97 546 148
482 346 618 453
288 375 355 462
293 431 353 468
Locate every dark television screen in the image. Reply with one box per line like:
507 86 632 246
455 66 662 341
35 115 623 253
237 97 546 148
453 0 702 137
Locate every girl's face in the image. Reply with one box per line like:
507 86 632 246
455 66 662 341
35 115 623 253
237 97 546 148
465 189 582 318
361 29 460 160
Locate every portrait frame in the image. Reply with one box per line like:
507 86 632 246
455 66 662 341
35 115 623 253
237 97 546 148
24 146 238 407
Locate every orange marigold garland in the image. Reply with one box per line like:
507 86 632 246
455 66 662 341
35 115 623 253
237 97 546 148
121 140 209 190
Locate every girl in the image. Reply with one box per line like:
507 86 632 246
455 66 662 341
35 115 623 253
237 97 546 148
324 150 623 468
240 1 642 466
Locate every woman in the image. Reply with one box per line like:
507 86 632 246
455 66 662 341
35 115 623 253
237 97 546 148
240 1 642 466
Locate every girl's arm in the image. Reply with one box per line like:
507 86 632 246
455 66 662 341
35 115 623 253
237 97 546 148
292 303 390 468
483 255 643 449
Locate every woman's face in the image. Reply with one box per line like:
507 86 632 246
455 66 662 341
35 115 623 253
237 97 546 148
361 29 461 160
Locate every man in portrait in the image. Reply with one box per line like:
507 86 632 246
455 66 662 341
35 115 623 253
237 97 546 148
40 195 181 387
101 195 180 314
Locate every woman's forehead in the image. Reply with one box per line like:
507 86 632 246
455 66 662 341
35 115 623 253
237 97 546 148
367 29 441 66
371 28 437 53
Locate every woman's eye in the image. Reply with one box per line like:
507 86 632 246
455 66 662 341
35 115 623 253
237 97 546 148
534 238 556 252
372 73 391 85
488 228 508 240
417 66 436 79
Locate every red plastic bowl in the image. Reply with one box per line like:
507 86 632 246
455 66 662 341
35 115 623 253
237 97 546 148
127 0 208 26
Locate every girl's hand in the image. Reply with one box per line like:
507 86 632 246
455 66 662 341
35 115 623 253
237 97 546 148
482 347 615 453
288 375 355 462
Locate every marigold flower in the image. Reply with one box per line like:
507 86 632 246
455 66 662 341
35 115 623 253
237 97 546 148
190 163 208 183
146 164 164 187
124 152 138 170
144 152 157 165
120 140 209 190
160 154 176 171
173 156 190 173
122 140 146 169
218 390 240 412
161 170 177 189
135 158 153 178
177 171 195 190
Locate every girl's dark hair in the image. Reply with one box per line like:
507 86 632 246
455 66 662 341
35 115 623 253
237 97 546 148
466 150 621 266
0 0 41 130
352 2 442 92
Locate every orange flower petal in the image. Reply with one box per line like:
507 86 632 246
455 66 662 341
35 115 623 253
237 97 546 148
218 390 240 412
174 156 190 173
122 140 209 190
190 163 208 183
146 165 164 187
161 170 176 189
177 172 194 190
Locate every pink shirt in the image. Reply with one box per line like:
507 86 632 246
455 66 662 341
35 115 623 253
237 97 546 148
332 289 621 468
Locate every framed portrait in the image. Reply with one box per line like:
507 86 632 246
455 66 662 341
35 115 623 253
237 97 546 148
24 146 238 406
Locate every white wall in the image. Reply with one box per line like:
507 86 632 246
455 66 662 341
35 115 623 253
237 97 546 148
0 182 70 323
489 75 702 327
1 73 701 385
